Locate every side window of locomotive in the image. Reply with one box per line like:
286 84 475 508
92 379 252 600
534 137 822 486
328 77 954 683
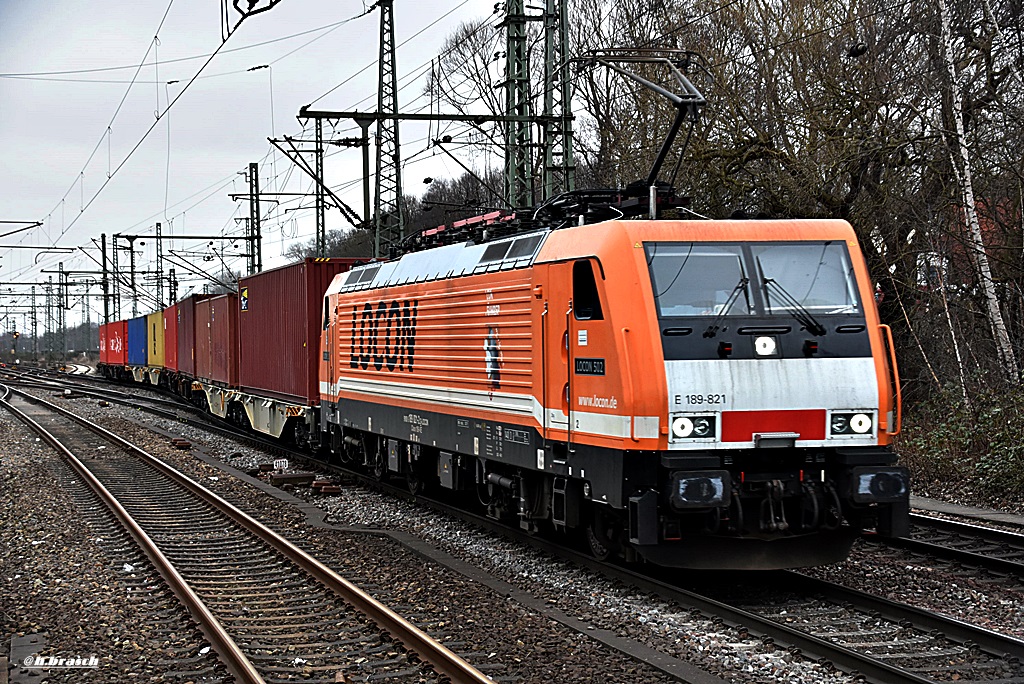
752 242 861 314
322 296 331 330
645 243 751 317
572 260 604 320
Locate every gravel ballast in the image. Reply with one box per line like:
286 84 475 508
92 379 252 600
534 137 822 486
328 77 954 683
58 393 858 683
12 383 1024 682
0 410 223 683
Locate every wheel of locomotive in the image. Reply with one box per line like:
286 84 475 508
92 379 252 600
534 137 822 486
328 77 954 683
371 441 388 482
406 466 423 495
339 435 356 464
586 504 621 562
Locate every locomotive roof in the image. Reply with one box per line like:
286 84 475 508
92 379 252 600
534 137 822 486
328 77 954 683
324 218 860 296
329 229 550 294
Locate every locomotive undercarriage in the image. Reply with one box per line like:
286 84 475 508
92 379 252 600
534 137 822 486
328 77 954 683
644 448 909 567
324 420 908 570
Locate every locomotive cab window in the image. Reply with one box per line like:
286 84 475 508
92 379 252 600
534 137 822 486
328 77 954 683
646 243 752 317
573 260 604 320
646 241 863 319
322 296 331 330
752 242 861 314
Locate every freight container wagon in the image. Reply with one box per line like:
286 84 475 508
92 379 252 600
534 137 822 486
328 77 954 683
98 321 128 373
144 310 166 385
164 304 178 372
126 316 148 381
191 293 239 421
234 258 358 442
176 294 207 378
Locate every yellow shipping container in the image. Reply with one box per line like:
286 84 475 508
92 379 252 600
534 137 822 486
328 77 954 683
146 310 166 368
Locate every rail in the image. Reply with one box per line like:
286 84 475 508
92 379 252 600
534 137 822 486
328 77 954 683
1 386 493 684
0 386 264 684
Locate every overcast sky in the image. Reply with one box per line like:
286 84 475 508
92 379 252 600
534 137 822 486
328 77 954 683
0 0 500 327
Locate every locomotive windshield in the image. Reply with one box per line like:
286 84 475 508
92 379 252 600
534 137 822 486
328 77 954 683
646 244 752 317
646 241 862 318
752 243 861 314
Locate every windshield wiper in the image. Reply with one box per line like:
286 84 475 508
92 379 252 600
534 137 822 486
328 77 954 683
703 277 750 338
763 278 827 336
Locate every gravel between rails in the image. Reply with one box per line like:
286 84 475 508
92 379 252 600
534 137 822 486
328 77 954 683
0 410 224 683
801 542 1024 640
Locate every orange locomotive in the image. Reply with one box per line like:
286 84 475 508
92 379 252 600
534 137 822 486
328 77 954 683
319 217 909 570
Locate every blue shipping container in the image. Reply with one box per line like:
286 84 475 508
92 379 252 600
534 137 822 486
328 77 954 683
127 316 148 366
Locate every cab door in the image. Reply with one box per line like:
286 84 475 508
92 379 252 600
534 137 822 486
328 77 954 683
540 262 571 441
565 259 623 444
541 259 619 444
321 294 336 401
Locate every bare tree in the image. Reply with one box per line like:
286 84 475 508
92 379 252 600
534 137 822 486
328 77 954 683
936 0 1018 381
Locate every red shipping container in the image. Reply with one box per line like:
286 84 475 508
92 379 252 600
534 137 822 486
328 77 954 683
176 294 207 377
163 304 179 371
99 323 109 364
238 258 358 404
100 321 128 365
196 293 239 387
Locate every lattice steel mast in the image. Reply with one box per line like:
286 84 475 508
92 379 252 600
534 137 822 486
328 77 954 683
374 0 403 257
542 0 574 198
502 0 532 208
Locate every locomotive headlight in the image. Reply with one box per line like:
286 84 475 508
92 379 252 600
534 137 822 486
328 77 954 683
850 413 872 434
669 470 731 509
754 336 777 356
671 415 717 441
671 416 694 438
849 466 909 503
830 411 874 436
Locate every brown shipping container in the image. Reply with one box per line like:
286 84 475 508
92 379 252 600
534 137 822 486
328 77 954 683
164 304 179 371
176 294 207 377
238 258 358 403
195 293 239 387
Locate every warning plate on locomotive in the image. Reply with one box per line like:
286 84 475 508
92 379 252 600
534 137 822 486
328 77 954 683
574 358 606 375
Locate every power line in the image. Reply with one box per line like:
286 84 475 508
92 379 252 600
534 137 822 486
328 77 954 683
0 16 363 78
32 6 316 250
35 0 177 245
307 0 477 107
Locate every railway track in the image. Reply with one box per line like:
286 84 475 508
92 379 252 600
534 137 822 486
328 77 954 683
678 571 1024 683
18 371 1024 683
0 385 492 684
297 458 1024 684
300 456 1024 683
3 369 194 414
403 490 1024 684
164 424 1024 684
868 514 1024 578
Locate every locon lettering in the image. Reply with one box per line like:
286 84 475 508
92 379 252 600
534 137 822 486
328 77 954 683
350 299 418 372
